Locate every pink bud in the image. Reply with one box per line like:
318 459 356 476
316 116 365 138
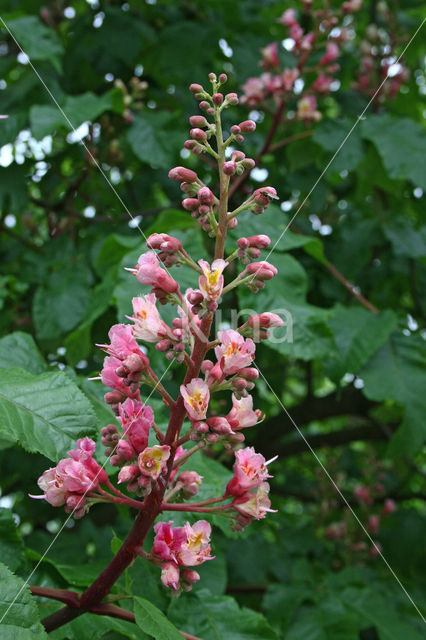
225 93 239 105
353 484 373 505
189 115 208 127
182 198 200 211
168 166 198 182
190 128 207 142
252 186 278 207
201 359 213 373
219 73 227 84
368 514 380 534
246 234 271 249
187 290 204 305
123 353 148 372
161 561 180 590
194 421 209 434
181 568 200 584
197 187 215 206
207 416 233 435
231 151 245 162
223 161 237 175
212 93 224 105
116 439 135 461
189 83 204 94
239 120 256 133
238 367 259 380
104 391 124 405
199 100 210 111
155 339 172 352
245 261 277 281
248 312 283 328
230 125 241 135
382 498 397 515
227 218 238 229
237 237 249 249
118 465 140 484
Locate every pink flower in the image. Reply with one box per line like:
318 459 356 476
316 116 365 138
281 68 299 91
178 520 214 566
181 378 210 421
138 445 171 480
311 73 333 94
98 324 140 360
320 42 339 65
368 514 380 535
214 330 255 376
198 259 227 302
280 8 297 26
129 294 172 343
146 233 183 254
260 43 279 69
206 416 233 435
353 484 373 505
226 447 272 497
32 438 107 516
161 561 180 590
130 251 179 294
226 394 261 431
296 96 322 121
118 398 154 453
241 77 265 106
233 482 275 520
152 521 187 563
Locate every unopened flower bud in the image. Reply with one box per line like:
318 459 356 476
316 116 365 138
123 353 148 372
168 166 198 182
197 187 215 205
248 248 261 259
247 234 271 249
190 83 204 94
238 367 259 380
382 498 397 515
182 198 200 211
248 312 283 328
237 237 249 249
230 125 241 135
223 161 237 175
239 120 256 133
184 139 196 150
181 569 200 584
227 217 238 229
104 391 124 405
212 93 223 105
225 93 239 105
207 433 218 443
252 186 278 207
231 150 245 161
207 416 233 435
242 158 255 170
155 339 172 352
118 465 140 484
208 72 217 82
218 73 227 84
194 421 209 434
189 115 208 127
199 100 210 111
245 261 277 281
190 128 207 142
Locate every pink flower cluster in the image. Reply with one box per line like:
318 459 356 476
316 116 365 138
31 438 108 518
151 520 213 591
33 72 280 595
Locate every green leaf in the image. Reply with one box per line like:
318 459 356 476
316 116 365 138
361 115 426 190
313 118 364 172
64 269 116 366
127 111 179 169
50 613 138 640
0 561 48 639
326 306 398 380
30 89 123 138
361 333 426 456
7 16 63 72
341 587 425 640
384 223 426 259
168 589 278 640
134 596 182 640
32 264 92 341
0 368 97 460
0 332 47 375
0 509 25 572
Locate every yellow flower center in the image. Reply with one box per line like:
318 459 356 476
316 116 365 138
207 269 221 287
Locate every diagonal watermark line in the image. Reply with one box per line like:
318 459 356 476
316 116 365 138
261 17 426 268
0 358 175 625
254 362 426 626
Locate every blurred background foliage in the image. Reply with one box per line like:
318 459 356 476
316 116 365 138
0 0 425 638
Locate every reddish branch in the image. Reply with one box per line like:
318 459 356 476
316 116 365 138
31 586 201 639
